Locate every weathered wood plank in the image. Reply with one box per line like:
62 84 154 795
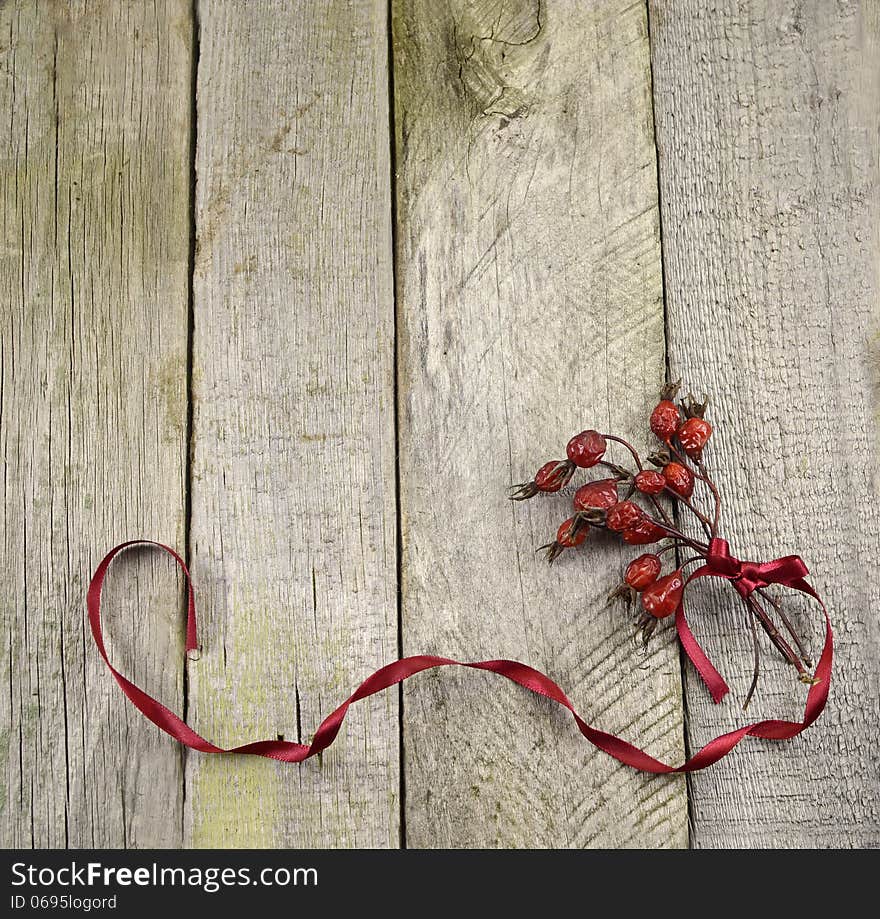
650 0 880 847
186 0 398 847
0 0 192 847
394 0 687 847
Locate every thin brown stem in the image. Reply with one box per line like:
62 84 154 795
649 495 673 527
743 600 761 711
657 541 694 557
746 594 809 677
663 485 713 535
756 587 812 666
644 516 709 554
679 554 708 571
597 460 631 479
695 457 723 533
666 441 722 534
601 434 644 471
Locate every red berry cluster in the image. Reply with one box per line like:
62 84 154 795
511 382 814 708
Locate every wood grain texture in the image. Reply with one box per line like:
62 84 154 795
394 0 687 847
0 0 192 847
650 0 880 848
186 0 399 847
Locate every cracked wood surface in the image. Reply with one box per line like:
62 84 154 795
394 0 686 847
4 0 879 850
184 0 399 847
0 0 192 847
650 0 880 847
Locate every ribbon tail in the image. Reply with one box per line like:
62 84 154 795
675 602 730 704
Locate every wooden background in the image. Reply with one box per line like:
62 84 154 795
2 0 878 849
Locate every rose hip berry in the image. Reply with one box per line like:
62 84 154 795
625 554 662 591
650 381 682 442
641 570 685 618
650 401 681 442
539 516 589 564
622 520 666 545
557 518 589 548
536 460 574 491
566 430 607 468
634 470 666 495
573 478 619 511
662 461 694 498
510 460 575 500
606 501 644 532
677 417 712 459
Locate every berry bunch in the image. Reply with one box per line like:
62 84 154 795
511 381 815 709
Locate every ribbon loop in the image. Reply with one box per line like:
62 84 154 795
705 537 741 578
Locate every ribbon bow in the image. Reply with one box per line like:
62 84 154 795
676 537 819 703
701 537 809 597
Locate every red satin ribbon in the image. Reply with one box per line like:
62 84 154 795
88 539 832 773
675 537 823 704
